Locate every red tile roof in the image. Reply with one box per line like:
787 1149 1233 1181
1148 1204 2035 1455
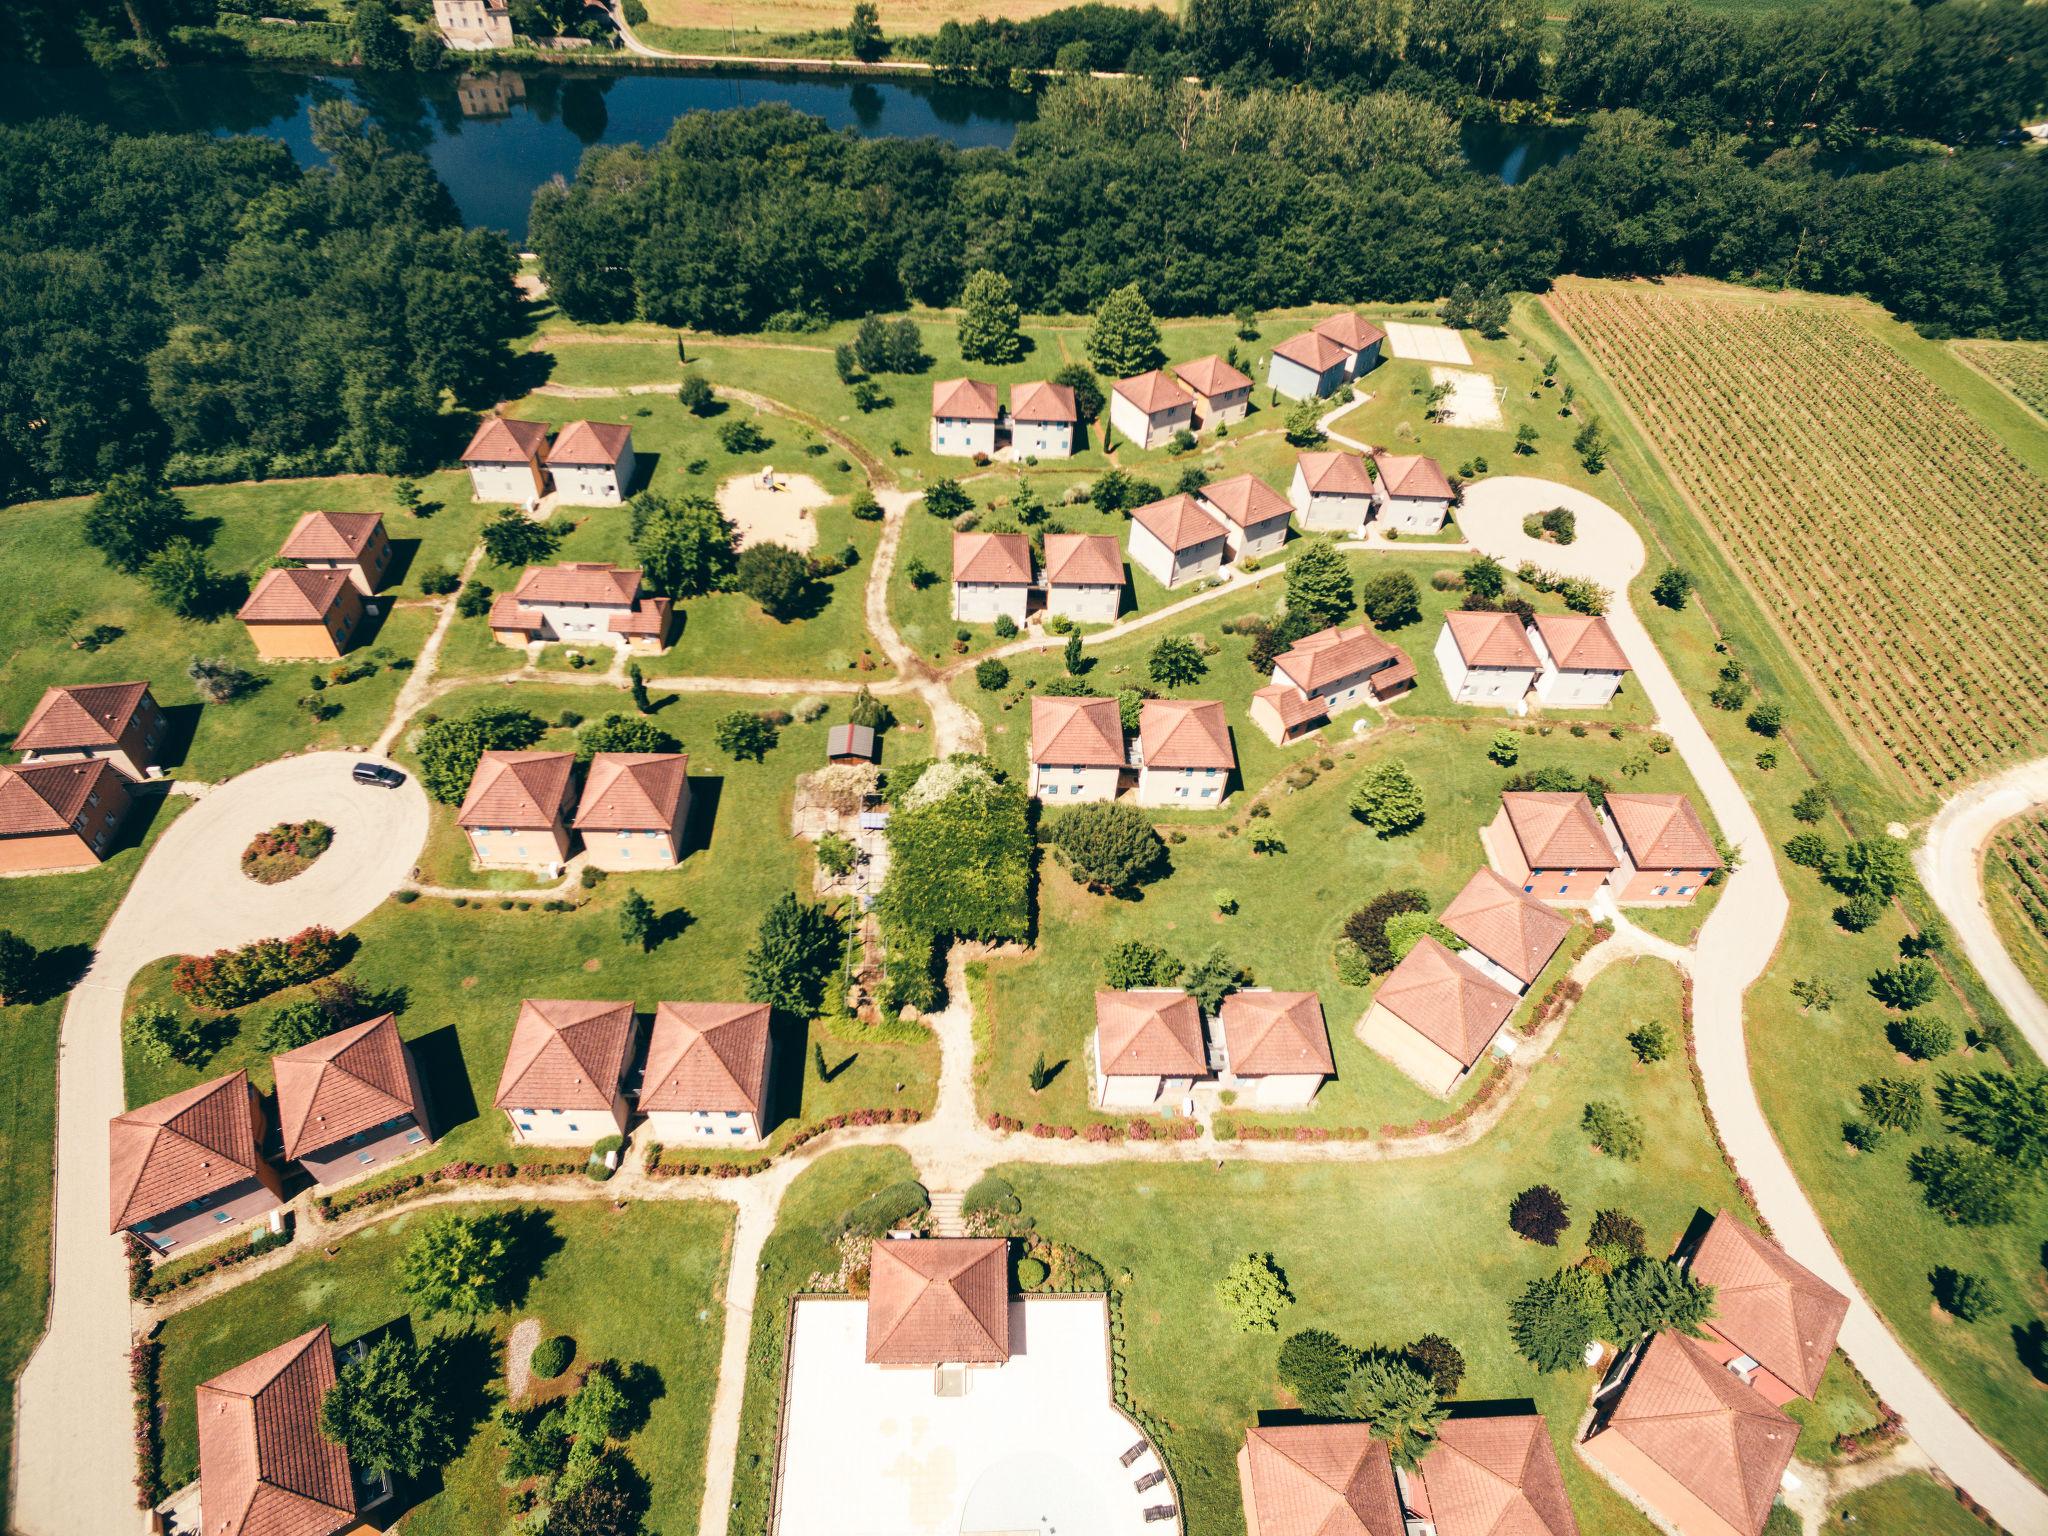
1532 613 1630 673
865 1237 1011 1365
238 567 351 624
1440 868 1572 987
1094 989 1206 1077
1272 330 1351 374
1373 936 1518 1068
1030 697 1125 768
1252 683 1327 732
1200 473 1294 529
455 750 575 830
1605 793 1722 873
510 562 641 607
1313 312 1387 352
1130 493 1227 553
1296 450 1374 496
638 1001 772 1116
1114 369 1193 415
197 1326 356 1536
1009 380 1077 423
110 1071 270 1232
931 377 1001 420
546 419 633 466
1444 609 1540 669
1139 699 1233 771
494 999 637 1112
1273 621 1406 696
1219 991 1333 1078
14 681 151 751
1371 450 1454 501
1411 1413 1579 1536
1689 1212 1847 1399
1238 1423 1403 1536
1500 792 1617 871
0 757 128 836
461 416 549 464
952 531 1033 585
1174 354 1252 397
278 511 384 563
572 752 688 832
273 1013 420 1161
606 596 672 638
1042 533 1123 588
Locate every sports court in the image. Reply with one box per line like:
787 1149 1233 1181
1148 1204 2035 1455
1384 322 1475 366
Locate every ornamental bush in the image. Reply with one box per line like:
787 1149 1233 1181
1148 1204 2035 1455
1509 1185 1571 1246
1218 1252 1292 1332
173 926 347 1010
1887 1014 1954 1060
1929 1266 1995 1322
530 1335 575 1380
1016 1256 1048 1289
1580 1100 1644 1161
1278 1328 1357 1416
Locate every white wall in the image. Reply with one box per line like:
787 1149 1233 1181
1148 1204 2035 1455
1289 470 1370 534
1047 584 1119 624
468 462 539 504
1191 388 1250 429
1221 516 1288 560
1529 629 1625 707
1136 764 1227 807
952 581 1030 624
931 416 998 457
1031 761 1121 803
581 827 682 871
553 459 629 506
642 1107 764 1146
1247 1072 1323 1108
1375 491 1450 534
1109 395 1190 451
1434 623 1534 705
1128 522 1226 590
1267 354 1343 402
1455 944 1530 998
503 1101 624 1145
1014 421 1075 458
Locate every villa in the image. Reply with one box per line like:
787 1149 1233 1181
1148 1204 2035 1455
1312 311 1386 378
1289 449 1375 534
1440 867 1572 994
434 0 513 49
237 567 363 660
0 758 135 872
456 749 577 871
494 998 640 1145
1530 613 1632 707
11 680 164 781
1358 934 1521 1096
1127 493 1230 590
1134 698 1233 807
1197 473 1293 560
1109 369 1194 450
1249 619 1415 745
460 415 551 504
1436 610 1542 708
1092 988 1206 1107
487 562 674 654
1369 450 1456 533
1172 354 1253 429
197 1327 380 1536
931 378 1002 458
546 419 637 505
272 1012 432 1188
1030 696 1125 803
1216 990 1332 1107
1010 380 1079 458
1405 1412 1579 1536
1266 329 1350 401
951 531 1034 625
110 1071 285 1255
1604 792 1723 905
1042 532 1125 624
277 510 392 595
1239 1422 1401 1535
1683 1211 1849 1406
1484 791 1618 904
636 1000 774 1146
572 751 691 869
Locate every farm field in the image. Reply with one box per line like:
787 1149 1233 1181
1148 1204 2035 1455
1953 338 2048 422
641 0 1165 41
1983 810 2048 1006
1548 279 2048 799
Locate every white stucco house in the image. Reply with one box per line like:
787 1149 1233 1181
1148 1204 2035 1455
951 531 1033 624
1436 610 1541 707
460 416 551 505
1312 312 1386 379
1218 990 1333 1107
1368 450 1454 533
1109 370 1194 450
635 1001 773 1146
1128 493 1229 590
1173 355 1253 430
434 0 512 48
931 378 1002 458
493 999 638 1146
1289 450 1376 535
546 420 637 506
1042 533 1124 624
1439 867 1573 996
1009 380 1079 458
1092 989 1206 1107
488 562 674 654
1135 698 1233 807
1266 330 1350 401
1029 696 1126 804
1248 620 1416 745
1529 613 1632 707
1198 473 1293 560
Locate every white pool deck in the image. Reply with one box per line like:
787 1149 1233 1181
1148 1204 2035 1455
773 1294 1179 1536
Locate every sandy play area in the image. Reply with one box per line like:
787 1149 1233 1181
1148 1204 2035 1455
1432 367 1504 428
717 469 831 552
1384 321 1474 366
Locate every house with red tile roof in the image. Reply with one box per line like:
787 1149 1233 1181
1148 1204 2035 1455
1485 791 1618 904
1041 533 1124 624
13 680 165 781
1009 381 1078 458
1683 1211 1849 1407
1267 329 1351 401
1135 699 1233 807
1289 449 1376 535
1238 1422 1402 1536
487 562 673 655
1109 369 1194 450
1092 989 1207 1107
1249 620 1415 746
1359 934 1521 1096
1198 473 1293 560
931 378 1002 458
237 568 364 660
0 758 135 872
1604 792 1723 905
494 999 640 1144
865 1237 1012 1367
1530 614 1632 708
1172 354 1253 430
1128 493 1229 590
1313 312 1387 378
546 419 636 505
460 415 550 505
573 751 690 869
637 1001 774 1144
278 511 392 595
1405 1411 1579 1536
1030 697 1126 804
1440 867 1573 994
110 1070 285 1255
272 1013 432 1187
197 1326 380 1536
1582 1330 1798 1536
1435 609 1540 708
1369 450 1455 533
1217 990 1332 1107
951 531 1034 626
456 750 577 871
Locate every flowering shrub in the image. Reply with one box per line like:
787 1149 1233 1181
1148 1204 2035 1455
133 1220 293 1300
131 1339 164 1508
173 925 347 1008
645 1108 924 1178
311 1160 584 1221
239 821 334 885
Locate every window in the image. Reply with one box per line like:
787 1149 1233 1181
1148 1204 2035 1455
518 1122 533 1133
1678 885 1693 895
1201 788 1214 799
356 1151 375 1166
212 1210 232 1225
725 1110 739 1119
1524 884 1535 894
1654 886 1669 897
1557 884 1568 894
405 1128 425 1144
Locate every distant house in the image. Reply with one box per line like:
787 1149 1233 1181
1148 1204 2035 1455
12 679 162 782
1239 1423 1402 1536
572 751 690 870
1249 620 1415 745
494 998 640 1145
1092 988 1206 1107
1530 614 1631 708
0 759 134 872
487 562 673 654
238 567 364 660
1359 935 1520 1096
1604 792 1722 905
865 1237 1012 1367
273 1012 432 1187
434 0 513 49
1135 698 1232 807
456 749 577 871
1127 493 1229 590
1109 370 1194 450
1172 355 1253 430
1009 381 1078 458
1289 450 1375 535
1582 1331 1798 1536
1407 1412 1580 1536
1198 473 1293 560
636 1000 774 1145
1312 312 1386 379
1217 990 1332 1108
1266 330 1350 401
110 1070 285 1254
951 531 1033 625
198 1327 377 1536
460 416 550 504
1369 450 1455 533
546 420 637 505
827 723 877 764
1439 867 1572 995
1029 697 1125 803
278 511 392 595
1485 791 1617 904
1683 1211 1849 1407
931 378 1002 458
1041 533 1124 625
1436 610 1541 707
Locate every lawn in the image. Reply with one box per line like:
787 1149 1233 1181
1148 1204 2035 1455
1827 1473 1991 1536
1000 956 1740 1536
154 1198 732 1535
1781 1352 1883 1465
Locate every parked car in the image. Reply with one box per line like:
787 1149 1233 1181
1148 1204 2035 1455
353 762 405 788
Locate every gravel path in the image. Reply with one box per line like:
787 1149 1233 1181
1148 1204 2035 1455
505 1318 542 1403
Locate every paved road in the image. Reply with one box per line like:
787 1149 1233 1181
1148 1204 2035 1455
13 753 427 1536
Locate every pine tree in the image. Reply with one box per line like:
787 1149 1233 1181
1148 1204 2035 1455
957 269 1024 364
618 891 655 951
1063 631 1085 676
628 661 651 714
1283 539 1353 629
1085 284 1163 378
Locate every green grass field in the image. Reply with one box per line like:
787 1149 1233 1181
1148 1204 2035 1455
1828 1473 1991 1535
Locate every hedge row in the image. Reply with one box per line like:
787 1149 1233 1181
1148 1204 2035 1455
130 1219 294 1302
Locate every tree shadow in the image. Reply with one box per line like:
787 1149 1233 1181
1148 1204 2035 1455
650 905 694 949
2016 1320 2048 1385
498 1207 565 1311
23 944 94 1006
408 1025 477 1136
612 1359 665 1436
1031 1057 1068 1089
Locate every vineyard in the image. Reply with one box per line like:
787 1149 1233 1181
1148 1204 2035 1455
1987 811 2048 981
1953 338 2048 422
1551 284 2048 793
